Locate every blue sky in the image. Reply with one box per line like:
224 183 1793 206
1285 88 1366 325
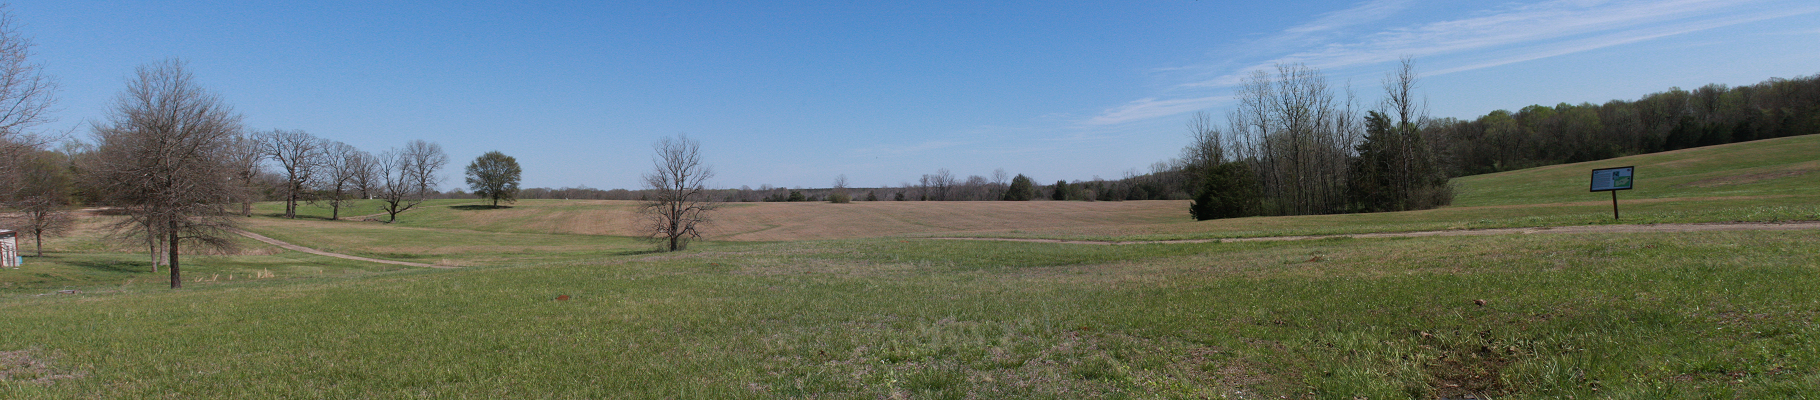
14 0 1820 190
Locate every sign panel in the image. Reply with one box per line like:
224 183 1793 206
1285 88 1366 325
1590 166 1634 192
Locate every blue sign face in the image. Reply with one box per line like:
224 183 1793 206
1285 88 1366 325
1590 167 1635 192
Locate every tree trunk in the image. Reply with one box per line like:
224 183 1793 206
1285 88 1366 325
168 226 181 289
146 229 159 273
33 230 42 257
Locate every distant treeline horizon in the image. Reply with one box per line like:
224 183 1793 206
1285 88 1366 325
488 73 1817 205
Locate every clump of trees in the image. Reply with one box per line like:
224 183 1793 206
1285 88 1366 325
375 140 449 223
1427 74 1820 176
465 151 522 207
1177 58 1452 220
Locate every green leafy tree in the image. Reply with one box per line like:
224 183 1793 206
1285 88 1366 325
1002 174 1035 201
465 151 522 207
1190 162 1259 221
1051 180 1069 201
1348 111 1450 212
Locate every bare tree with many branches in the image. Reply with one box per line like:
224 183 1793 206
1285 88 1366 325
1227 63 1361 216
4 151 73 256
255 129 326 219
224 134 265 217
88 59 244 288
374 140 447 223
0 5 58 194
320 140 368 219
641 134 716 251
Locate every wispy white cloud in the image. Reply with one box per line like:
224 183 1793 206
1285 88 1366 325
1081 96 1231 126
1196 0 1812 86
1429 7 1816 75
1283 0 1412 37
1086 0 1814 127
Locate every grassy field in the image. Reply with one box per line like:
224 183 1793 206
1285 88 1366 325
239 135 1819 243
2 136 1818 398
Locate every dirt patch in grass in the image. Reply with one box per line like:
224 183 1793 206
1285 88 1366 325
0 349 85 385
1679 168 1813 188
1424 340 1513 399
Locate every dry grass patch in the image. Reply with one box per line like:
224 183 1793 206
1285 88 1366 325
0 349 84 385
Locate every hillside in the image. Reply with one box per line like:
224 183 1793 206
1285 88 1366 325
289 135 1818 242
1450 134 1820 207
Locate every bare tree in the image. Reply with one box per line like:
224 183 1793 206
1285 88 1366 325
919 169 956 201
0 5 58 193
255 129 325 219
1227 63 1360 215
374 140 447 223
962 175 989 201
828 174 851 203
222 133 265 216
320 140 366 219
989 168 1009 200
88 59 244 288
640 134 715 251
5 150 73 256
352 150 380 200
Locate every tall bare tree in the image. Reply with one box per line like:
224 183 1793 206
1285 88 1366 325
1227 63 1360 216
220 133 267 217
1351 57 1450 212
374 140 447 223
352 149 380 200
828 174 851 203
5 150 73 256
88 59 244 288
320 140 366 219
0 5 58 193
255 129 325 219
641 134 715 251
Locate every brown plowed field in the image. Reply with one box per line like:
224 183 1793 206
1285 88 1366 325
442 200 1193 241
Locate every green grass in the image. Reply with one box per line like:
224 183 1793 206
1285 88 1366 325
1451 134 1820 207
3 231 1818 398
240 217 663 267
4 137 1819 398
0 215 406 294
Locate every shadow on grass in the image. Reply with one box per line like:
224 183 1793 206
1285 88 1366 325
450 205 513 210
64 258 152 274
256 212 342 221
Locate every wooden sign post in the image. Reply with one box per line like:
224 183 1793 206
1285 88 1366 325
1589 166 1634 220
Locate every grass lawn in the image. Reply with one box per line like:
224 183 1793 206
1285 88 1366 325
3 136 1818 398
3 229 1817 398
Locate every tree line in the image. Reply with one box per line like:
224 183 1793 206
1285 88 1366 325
0 57 457 288
1425 74 1820 176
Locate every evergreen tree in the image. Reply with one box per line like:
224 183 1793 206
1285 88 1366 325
1002 174 1035 201
1190 162 1259 221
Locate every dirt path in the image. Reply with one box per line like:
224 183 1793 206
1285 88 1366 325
230 229 453 269
933 221 1820 245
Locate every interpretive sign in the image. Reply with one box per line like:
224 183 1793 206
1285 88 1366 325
1589 166 1634 220
1589 166 1634 192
